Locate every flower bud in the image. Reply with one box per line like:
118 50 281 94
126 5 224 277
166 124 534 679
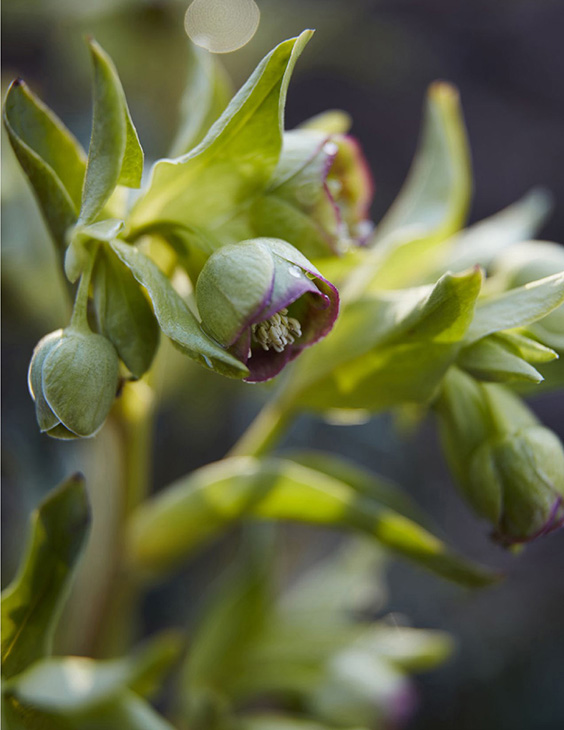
436 367 564 544
28 328 120 438
252 129 374 257
196 237 339 382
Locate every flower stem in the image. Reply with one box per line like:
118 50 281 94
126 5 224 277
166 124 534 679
228 393 296 458
69 248 96 333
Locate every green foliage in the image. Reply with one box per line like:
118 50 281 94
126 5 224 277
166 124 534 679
126 455 496 587
1 476 90 679
128 31 312 237
3 80 86 253
78 38 143 225
109 239 248 378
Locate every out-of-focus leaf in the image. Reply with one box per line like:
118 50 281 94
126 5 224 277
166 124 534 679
359 626 453 672
128 32 312 236
109 239 247 378
298 109 352 135
169 43 232 157
79 39 143 225
288 268 482 412
465 272 564 344
444 188 552 273
3 79 86 252
4 633 182 722
126 456 496 587
2 690 175 730
239 715 341 730
93 247 160 378
345 81 471 293
180 532 271 722
1 475 90 679
457 337 544 384
287 451 429 526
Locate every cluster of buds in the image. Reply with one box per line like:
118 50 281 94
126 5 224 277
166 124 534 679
196 237 339 382
436 367 564 545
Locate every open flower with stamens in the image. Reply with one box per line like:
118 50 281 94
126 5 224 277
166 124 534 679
196 237 339 382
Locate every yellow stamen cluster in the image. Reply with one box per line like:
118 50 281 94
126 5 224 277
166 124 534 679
252 308 302 353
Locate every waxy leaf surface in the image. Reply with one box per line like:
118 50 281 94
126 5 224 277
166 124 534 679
1 475 90 678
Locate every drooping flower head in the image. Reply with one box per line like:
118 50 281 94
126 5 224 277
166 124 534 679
251 129 374 258
196 237 339 382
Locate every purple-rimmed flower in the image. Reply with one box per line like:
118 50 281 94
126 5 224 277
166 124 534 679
196 237 339 382
251 130 374 258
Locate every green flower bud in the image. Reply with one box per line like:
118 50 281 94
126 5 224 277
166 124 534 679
28 328 120 438
436 367 564 544
196 237 339 382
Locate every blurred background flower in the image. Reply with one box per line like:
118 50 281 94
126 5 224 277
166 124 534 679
3 1 564 728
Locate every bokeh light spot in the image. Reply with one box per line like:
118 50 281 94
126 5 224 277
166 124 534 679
184 0 260 54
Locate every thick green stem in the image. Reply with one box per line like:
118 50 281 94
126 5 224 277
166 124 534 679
95 381 156 657
228 395 296 458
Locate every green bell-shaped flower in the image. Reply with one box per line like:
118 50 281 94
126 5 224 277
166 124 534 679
28 328 119 439
250 128 374 258
436 367 564 544
196 237 339 382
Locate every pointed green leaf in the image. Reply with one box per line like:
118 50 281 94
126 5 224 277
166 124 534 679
345 81 471 293
128 31 313 236
3 79 86 252
4 634 181 718
465 272 564 344
93 247 160 378
445 188 552 272
126 456 496 587
288 268 482 412
169 43 232 157
492 331 557 364
109 239 248 378
79 39 143 225
458 336 544 383
1 475 90 678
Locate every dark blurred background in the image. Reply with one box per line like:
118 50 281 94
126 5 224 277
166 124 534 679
3 1 564 729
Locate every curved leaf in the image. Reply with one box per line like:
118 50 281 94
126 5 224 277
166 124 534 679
465 272 564 344
126 456 496 587
93 247 160 378
344 81 471 294
287 268 482 412
3 79 86 252
1 475 90 678
109 239 248 378
169 43 232 157
128 31 313 235
79 39 143 225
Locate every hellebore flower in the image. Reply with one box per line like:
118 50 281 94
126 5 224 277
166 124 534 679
436 367 564 545
251 129 374 258
196 237 339 382
28 328 120 439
